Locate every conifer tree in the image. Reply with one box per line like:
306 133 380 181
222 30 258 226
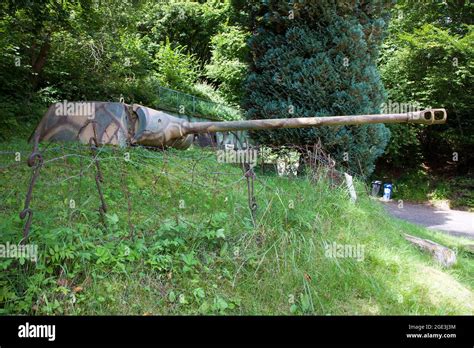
243 0 393 175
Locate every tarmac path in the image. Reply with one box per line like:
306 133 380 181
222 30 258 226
383 201 474 239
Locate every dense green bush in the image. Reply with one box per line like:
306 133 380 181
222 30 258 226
242 0 392 176
205 25 249 105
153 39 200 94
137 0 231 64
378 1 474 173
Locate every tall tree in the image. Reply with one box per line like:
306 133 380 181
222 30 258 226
378 0 473 173
242 0 393 175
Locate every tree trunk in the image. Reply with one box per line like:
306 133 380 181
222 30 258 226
30 36 51 90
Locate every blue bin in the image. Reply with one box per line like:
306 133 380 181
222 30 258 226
383 183 392 201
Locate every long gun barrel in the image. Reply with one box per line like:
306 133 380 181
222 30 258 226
30 102 447 151
131 105 446 148
183 109 447 134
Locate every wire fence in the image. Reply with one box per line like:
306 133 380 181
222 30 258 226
0 139 371 244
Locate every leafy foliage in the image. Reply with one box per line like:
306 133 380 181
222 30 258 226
0 0 242 141
137 0 231 64
378 1 474 173
153 39 200 93
205 25 250 105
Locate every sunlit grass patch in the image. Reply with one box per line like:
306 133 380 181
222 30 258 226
0 139 473 315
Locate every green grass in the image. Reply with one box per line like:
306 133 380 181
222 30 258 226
1 139 473 315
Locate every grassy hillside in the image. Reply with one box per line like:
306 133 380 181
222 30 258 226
1 139 473 315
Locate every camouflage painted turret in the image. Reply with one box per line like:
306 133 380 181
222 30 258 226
30 101 447 150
